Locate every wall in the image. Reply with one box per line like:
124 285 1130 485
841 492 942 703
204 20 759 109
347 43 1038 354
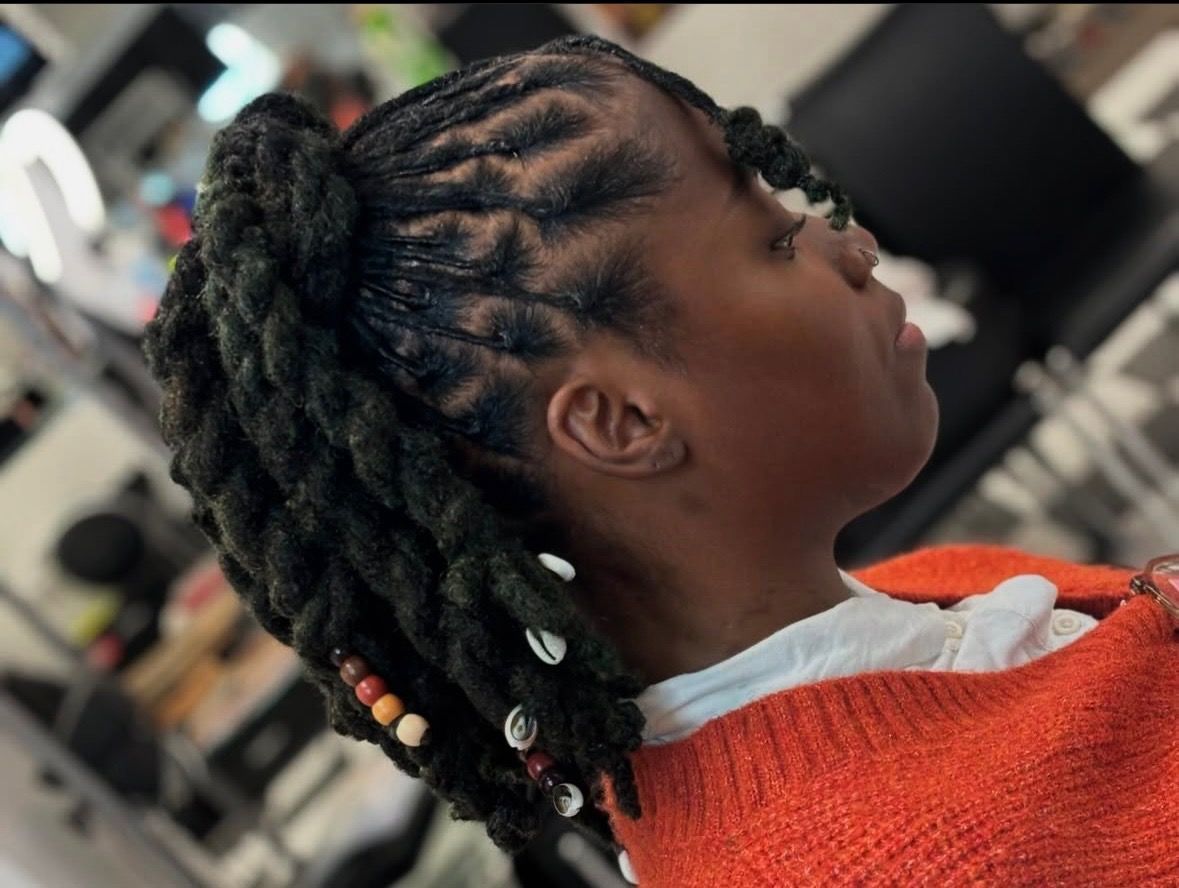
640 4 887 120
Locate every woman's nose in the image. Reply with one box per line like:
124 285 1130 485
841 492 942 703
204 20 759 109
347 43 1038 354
839 224 880 288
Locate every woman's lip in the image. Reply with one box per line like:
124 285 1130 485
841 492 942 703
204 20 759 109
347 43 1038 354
895 321 926 350
882 288 907 348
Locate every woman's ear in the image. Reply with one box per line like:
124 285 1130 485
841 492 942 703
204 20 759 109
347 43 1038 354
546 377 686 479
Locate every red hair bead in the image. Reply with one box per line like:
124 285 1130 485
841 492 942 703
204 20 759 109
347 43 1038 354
355 675 388 707
525 751 556 782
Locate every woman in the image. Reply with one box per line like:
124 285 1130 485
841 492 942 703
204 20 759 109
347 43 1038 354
143 35 1178 885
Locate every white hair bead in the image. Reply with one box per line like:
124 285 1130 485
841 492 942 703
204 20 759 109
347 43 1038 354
552 782 584 818
537 552 576 582
525 627 567 665
503 704 538 751
394 714 430 748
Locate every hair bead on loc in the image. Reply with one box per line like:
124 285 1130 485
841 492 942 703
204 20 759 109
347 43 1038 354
504 704 538 751
522 745 583 818
509 560 588 818
552 782 585 818
395 713 431 747
538 771 565 795
355 674 388 707
525 627 567 665
528 554 572 665
525 750 556 781
339 655 370 687
537 552 576 582
372 693 406 726
332 650 430 746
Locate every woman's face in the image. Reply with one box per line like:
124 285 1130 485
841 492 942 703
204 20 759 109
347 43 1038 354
614 82 940 533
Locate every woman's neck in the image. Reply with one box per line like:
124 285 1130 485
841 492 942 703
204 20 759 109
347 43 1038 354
568 525 852 684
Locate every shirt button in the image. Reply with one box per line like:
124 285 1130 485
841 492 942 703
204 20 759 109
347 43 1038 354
944 619 964 639
618 850 638 884
1053 613 1081 635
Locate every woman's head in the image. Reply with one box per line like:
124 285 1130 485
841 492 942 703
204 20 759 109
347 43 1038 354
539 69 939 570
142 35 937 853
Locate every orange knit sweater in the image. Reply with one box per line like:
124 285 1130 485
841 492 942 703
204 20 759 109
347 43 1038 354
603 544 1179 887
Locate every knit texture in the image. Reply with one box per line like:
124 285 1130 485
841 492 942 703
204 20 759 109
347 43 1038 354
602 543 1179 887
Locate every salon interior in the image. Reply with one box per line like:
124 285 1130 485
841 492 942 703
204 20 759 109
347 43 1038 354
0 4 1177 887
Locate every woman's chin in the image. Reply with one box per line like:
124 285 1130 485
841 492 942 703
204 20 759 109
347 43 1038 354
864 405 941 514
898 395 940 495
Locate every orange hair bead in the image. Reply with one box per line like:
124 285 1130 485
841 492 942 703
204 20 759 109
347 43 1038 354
371 693 406 726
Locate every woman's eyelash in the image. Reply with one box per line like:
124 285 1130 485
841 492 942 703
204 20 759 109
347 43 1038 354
771 234 798 254
771 215 807 254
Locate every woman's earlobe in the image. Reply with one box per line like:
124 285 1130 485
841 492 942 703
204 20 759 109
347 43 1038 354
651 437 687 474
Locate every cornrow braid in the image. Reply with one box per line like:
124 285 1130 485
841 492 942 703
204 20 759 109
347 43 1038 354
142 34 850 854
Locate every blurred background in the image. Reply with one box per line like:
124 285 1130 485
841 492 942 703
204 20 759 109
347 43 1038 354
0 4 1177 886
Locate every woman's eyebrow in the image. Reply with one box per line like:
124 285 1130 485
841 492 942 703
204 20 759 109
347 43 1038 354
724 164 754 211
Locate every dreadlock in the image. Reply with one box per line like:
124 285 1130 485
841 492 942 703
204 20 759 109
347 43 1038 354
141 34 851 854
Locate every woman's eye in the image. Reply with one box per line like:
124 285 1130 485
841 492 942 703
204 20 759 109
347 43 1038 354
771 235 798 259
770 215 806 259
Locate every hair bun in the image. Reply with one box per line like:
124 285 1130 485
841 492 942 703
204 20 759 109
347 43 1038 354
197 92 359 327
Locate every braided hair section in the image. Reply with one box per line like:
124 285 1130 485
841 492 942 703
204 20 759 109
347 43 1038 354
143 35 850 853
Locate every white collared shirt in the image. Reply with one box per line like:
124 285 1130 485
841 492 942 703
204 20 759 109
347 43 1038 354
636 570 1098 745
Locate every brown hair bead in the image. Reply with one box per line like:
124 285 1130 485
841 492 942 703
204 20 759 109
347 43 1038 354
525 751 556 782
339 655 369 687
539 771 566 795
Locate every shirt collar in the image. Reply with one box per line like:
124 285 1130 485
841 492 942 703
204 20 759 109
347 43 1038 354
635 569 948 745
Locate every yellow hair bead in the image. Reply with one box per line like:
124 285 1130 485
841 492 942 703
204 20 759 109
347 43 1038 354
371 693 405 726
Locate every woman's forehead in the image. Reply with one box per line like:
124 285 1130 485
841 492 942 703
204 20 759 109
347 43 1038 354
642 103 740 226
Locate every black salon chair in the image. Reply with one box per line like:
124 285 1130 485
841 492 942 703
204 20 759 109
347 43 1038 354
782 3 1179 565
